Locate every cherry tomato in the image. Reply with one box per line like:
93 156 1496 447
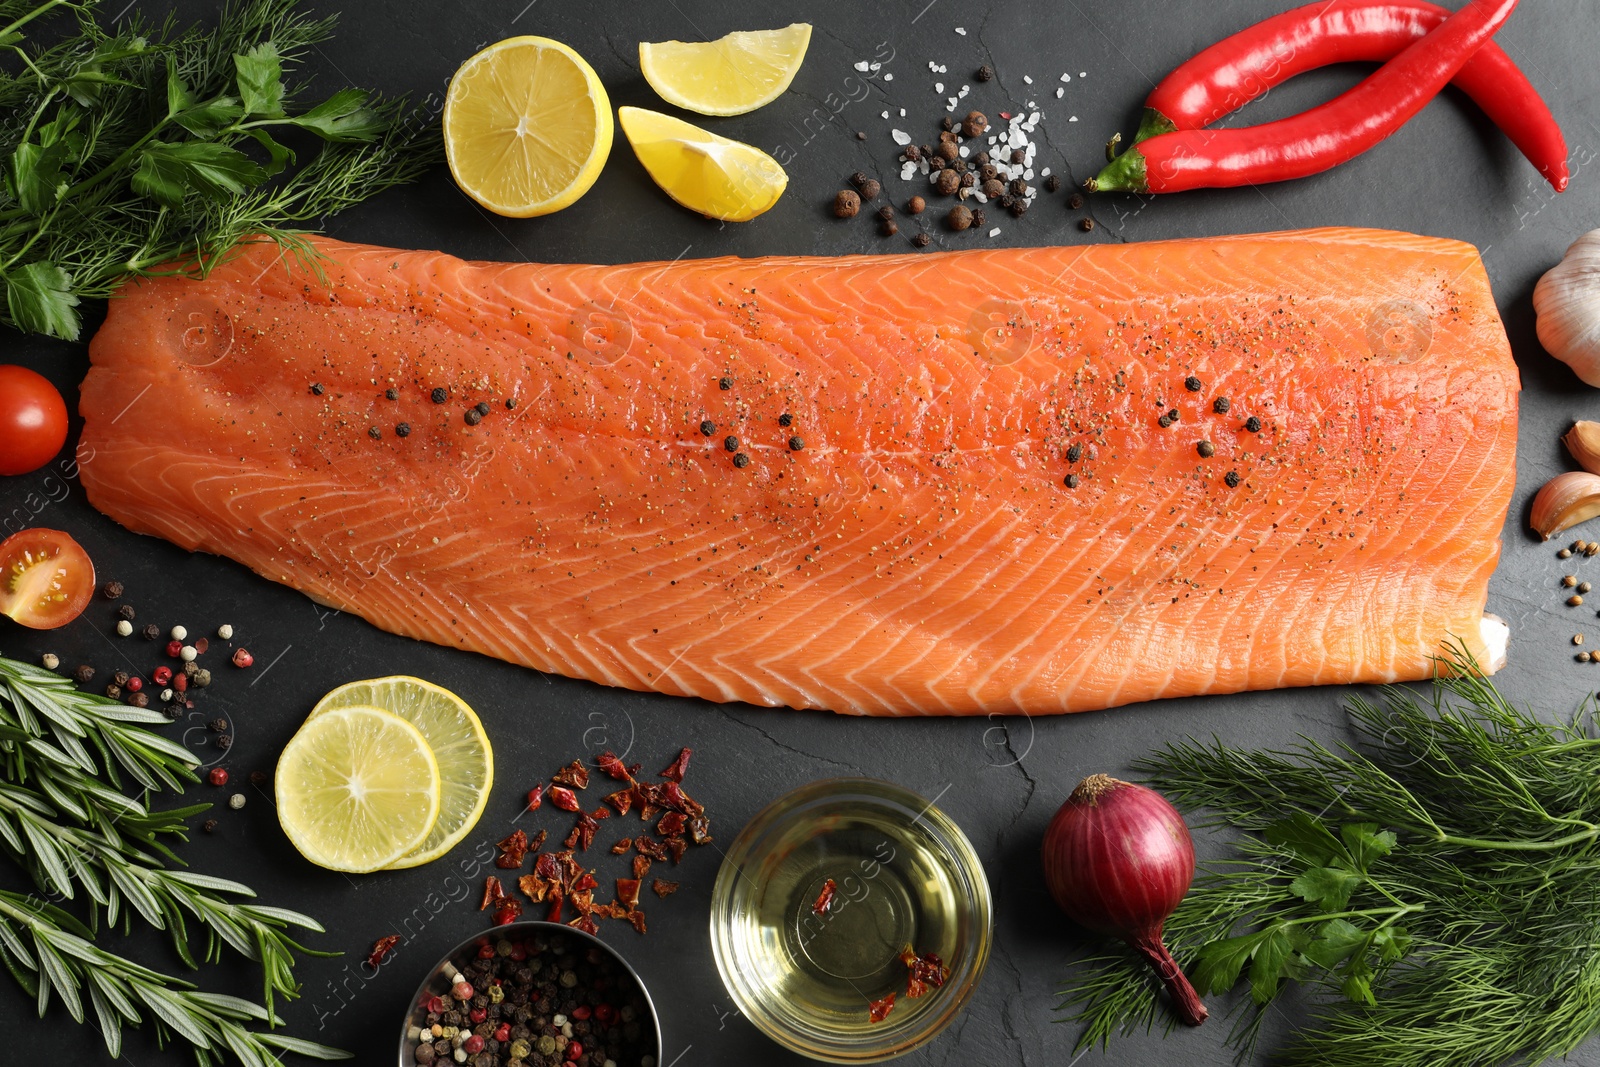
0 365 68 477
0 529 95 630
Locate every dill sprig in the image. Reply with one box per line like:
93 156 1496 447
0 0 441 339
1058 645 1600 1067
0 653 345 1061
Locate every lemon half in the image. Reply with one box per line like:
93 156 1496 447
309 676 494 869
618 106 787 222
275 706 440 873
640 23 812 116
443 35 613 217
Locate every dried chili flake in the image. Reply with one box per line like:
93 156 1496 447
635 835 669 861
535 852 562 880
657 811 687 837
628 909 647 935
665 837 688 864
632 854 652 880
549 785 581 812
565 812 599 851
688 815 713 846
492 899 523 925
365 934 401 969
659 747 692 783
568 913 600 935
900 947 950 998
616 878 641 911
552 759 590 789
813 879 837 916
611 837 633 855
633 782 662 821
597 750 633 781
651 879 679 898
480 877 508 910
546 894 564 923
589 806 612 820
868 992 896 1023
572 870 599 893
517 874 551 903
528 828 547 852
604 789 635 817
525 783 544 811
495 829 530 869
658 782 701 815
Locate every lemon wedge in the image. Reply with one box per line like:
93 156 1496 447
309 676 493 869
618 106 787 222
639 23 812 117
443 36 613 217
275 706 440 873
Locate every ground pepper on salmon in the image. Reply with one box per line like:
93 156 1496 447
79 230 1516 716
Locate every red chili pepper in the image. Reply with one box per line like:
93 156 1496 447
659 747 691 783
1135 0 1566 191
1092 0 1521 194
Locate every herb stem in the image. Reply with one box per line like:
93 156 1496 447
1435 826 1600 852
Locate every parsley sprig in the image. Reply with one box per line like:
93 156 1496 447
0 0 440 340
1060 645 1600 1066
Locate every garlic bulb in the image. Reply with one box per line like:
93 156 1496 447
1535 229 1600 387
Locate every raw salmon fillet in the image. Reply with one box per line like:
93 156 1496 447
78 229 1517 716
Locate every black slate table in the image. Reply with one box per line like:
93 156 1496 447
4 1 1599 1064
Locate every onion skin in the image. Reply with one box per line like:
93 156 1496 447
1043 774 1208 1026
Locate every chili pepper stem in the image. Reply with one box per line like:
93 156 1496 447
1133 107 1179 144
1129 932 1209 1026
1087 147 1149 194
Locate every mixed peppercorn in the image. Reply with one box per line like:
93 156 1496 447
406 929 657 1067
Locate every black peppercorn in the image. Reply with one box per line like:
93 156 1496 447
718 376 733 390
1008 198 1028 218
310 383 324 396
912 232 932 247
102 581 124 600
1044 174 1061 192
1197 440 1216 458
1064 474 1079 488
1066 444 1082 463
1158 414 1174 429
1185 375 1203 392
1070 192 1085 210
386 387 399 400
723 436 739 452
113 670 129 687
465 408 482 426
141 623 161 640
506 398 517 410
1079 217 1095 232
732 453 750 469
1245 416 1262 433
975 63 994 81
73 664 95 684
971 210 987 228
368 426 381 440
850 170 869 188
788 436 804 451
396 422 411 437
700 420 716 436
431 387 448 404
941 116 954 132
876 204 894 221
202 818 219 833
1224 470 1241 488
1213 396 1231 414
128 691 149 708
778 413 793 427
217 734 233 749
209 717 228 733
476 402 491 416
880 217 899 237
104 683 122 700
250 769 268 786
904 144 921 162
117 604 135 621
1168 408 1180 422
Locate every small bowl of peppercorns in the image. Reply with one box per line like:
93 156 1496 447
399 922 662 1067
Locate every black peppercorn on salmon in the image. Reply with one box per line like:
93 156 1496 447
78 229 1516 715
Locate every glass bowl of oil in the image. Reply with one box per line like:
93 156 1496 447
709 777 992 1062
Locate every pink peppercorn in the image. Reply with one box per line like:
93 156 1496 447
468 1007 487 1024
571 1005 591 1020
232 647 254 668
494 1023 510 1042
174 673 188 693
124 676 142 692
565 1041 582 1061
477 943 495 959
452 981 474 1001
508 942 526 961
152 665 172 685
207 767 228 787
166 640 183 657
463 1035 484 1055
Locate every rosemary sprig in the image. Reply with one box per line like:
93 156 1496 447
1058 646 1600 1066
0 890 347 1064
0 0 441 339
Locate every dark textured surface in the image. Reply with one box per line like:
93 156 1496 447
2 1 1598 1064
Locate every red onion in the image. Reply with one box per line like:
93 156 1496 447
1042 773 1207 1026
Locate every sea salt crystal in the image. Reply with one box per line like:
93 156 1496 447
1041 167 1051 177
958 85 969 99
974 191 987 203
955 26 966 34
935 82 944 92
958 145 969 157
1070 115 1079 122
1023 168 1034 180
902 162 917 180
947 97 958 110
854 61 870 72
929 61 939 71
900 108 907 117
884 73 893 81
881 110 890 119
1029 112 1040 125
1080 71 1088 77
1060 73 1071 82
892 129 912 145
988 228 1002 237
1056 87 1065 98
870 62 881 71
1023 75 1033 84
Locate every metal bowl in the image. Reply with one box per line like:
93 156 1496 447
397 920 663 1066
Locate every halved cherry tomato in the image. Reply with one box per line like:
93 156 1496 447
0 529 95 629
0 365 69 477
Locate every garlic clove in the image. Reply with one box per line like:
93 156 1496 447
1531 471 1600 540
1564 421 1600 476
1534 229 1600 388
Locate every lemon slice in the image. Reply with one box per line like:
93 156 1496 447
443 36 613 217
309 676 494 869
639 23 812 116
618 106 787 222
275 706 440 873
